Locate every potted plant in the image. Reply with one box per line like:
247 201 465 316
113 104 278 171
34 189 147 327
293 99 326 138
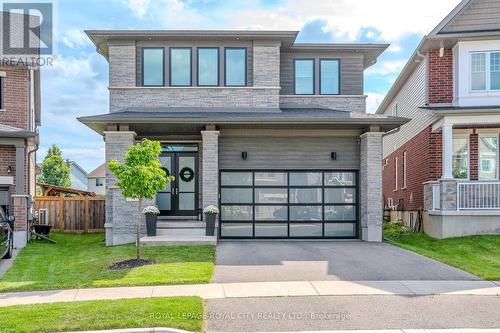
143 206 160 236
203 205 219 236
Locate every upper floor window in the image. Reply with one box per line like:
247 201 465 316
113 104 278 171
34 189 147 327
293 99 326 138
471 51 500 91
294 59 314 95
170 48 192 86
142 48 164 86
96 178 104 187
225 48 246 86
391 104 398 116
198 48 219 86
319 59 340 95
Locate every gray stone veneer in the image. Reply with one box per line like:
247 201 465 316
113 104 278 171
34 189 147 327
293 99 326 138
201 131 219 213
253 41 280 87
109 43 136 87
279 95 366 113
439 179 457 211
359 132 383 242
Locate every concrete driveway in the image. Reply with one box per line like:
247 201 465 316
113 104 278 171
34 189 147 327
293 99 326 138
212 241 477 282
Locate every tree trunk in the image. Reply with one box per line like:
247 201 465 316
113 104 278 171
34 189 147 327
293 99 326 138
136 198 142 260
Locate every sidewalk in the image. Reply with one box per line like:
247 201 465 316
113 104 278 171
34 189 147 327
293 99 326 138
1 280 499 307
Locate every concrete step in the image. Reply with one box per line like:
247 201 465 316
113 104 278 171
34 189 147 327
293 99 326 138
157 221 205 229
156 228 206 236
157 216 199 221
141 235 217 246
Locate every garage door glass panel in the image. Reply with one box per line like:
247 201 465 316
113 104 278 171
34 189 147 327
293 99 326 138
290 223 322 237
221 188 252 204
255 223 288 237
324 205 356 221
290 206 322 221
289 172 322 186
255 188 287 204
221 172 253 186
325 188 356 204
221 223 252 237
324 172 356 186
254 172 287 186
221 205 252 221
255 206 287 221
325 223 356 237
290 188 322 203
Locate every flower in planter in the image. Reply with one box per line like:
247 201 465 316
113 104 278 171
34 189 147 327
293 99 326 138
142 206 160 215
203 205 219 214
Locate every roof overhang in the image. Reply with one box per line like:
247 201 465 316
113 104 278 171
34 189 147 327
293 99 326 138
421 105 500 116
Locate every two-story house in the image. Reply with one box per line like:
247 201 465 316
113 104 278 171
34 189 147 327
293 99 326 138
79 30 406 246
0 12 41 248
378 0 500 238
87 163 106 196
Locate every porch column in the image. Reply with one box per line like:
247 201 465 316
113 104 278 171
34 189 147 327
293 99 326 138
15 146 25 194
442 123 454 179
359 131 383 242
201 130 220 213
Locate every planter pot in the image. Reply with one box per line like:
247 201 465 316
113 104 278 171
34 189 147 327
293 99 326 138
145 214 157 236
205 213 217 236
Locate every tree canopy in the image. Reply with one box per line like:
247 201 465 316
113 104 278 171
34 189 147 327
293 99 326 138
38 145 71 188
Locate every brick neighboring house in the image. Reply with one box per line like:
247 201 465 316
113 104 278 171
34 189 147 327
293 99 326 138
378 0 500 238
79 29 407 246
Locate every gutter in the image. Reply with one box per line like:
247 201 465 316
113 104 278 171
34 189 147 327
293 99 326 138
25 135 39 244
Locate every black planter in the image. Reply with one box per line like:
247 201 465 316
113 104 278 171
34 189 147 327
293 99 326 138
205 213 217 236
145 214 157 236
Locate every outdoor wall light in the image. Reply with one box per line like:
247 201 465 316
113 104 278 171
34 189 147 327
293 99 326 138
330 152 337 160
6 166 12 174
241 152 248 160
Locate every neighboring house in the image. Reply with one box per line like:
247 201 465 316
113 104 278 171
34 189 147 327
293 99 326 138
79 29 406 246
0 12 42 248
87 163 105 196
378 0 500 238
69 161 88 191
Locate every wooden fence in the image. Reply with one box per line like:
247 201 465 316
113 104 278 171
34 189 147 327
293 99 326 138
34 196 105 232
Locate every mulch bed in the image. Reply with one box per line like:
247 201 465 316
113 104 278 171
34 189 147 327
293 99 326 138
109 259 154 270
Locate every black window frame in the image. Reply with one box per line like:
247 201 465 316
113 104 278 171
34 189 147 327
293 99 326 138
224 47 247 87
96 178 104 187
319 58 341 95
197 47 220 87
219 170 359 240
293 58 315 95
141 47 165 87
169 47 193 87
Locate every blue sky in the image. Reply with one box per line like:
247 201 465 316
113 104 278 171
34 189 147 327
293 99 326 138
38 0 461 172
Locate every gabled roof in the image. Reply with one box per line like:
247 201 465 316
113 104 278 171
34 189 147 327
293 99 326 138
428 0 473 35
88 163 105 178
68 161 88 176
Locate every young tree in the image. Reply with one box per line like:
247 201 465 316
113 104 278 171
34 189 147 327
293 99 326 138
108 139 173 259
39 145 71 188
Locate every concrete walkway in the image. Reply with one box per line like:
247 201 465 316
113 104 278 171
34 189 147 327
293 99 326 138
1 280 498 307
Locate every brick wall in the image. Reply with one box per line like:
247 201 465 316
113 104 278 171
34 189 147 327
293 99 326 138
429 130 442 181
428 49 453 104
0 146 17 192
0 66 29 130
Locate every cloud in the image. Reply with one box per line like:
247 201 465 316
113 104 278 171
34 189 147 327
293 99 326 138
366 92 386 114
122 0 151 18
366 59 407 76
60 29 89 49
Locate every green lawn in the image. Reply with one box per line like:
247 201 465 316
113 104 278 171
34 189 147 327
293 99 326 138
383 222 500 280
0 297 203 333
0 233 215 292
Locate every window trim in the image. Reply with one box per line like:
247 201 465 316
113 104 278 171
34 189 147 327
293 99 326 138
169 47 193 87
319 58 341 95
470 51 500 92
224 47 247 87
394 157 398 191
0 76 3 110
293 58 315 95
391 103 398 116
452 134 470 180
402 152 407 189
141 47 165 87
196 47 219 87
478 133 499 181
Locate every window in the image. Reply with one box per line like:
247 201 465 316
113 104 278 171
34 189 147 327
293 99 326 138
96 178 104 187
294 59 314 95
142 48 164 86
170 48 192 86
197 48 219 86
224 48 246 86
402 152 407 189
479 135 498 180
394 157 398 191
452 136 469 179
391 104 398 116
319 59 340 94
471 51 500 91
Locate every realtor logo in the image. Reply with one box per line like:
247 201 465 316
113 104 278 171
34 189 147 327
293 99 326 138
2 2 53 55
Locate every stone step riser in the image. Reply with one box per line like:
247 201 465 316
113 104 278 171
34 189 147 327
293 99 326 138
156 228 206 236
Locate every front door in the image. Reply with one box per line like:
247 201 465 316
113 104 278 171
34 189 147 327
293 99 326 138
157 153 198 216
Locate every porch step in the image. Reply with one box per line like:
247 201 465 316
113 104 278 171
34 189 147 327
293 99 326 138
157 221 205 229
157 216 199 221
141 235 217 246
156 228 206 236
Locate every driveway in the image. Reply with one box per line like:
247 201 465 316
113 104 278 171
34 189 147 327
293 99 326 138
212 241 477 282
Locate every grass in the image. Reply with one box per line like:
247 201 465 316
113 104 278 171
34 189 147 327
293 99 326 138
0 297 203 333
0 232 215 292
383 222 500 280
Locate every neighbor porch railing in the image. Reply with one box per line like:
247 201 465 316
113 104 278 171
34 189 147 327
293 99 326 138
457 182 500 210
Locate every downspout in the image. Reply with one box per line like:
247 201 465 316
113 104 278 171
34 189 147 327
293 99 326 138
26 134 39 242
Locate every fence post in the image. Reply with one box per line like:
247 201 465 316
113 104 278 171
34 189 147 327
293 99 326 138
59 196 65 231
84 197 90 232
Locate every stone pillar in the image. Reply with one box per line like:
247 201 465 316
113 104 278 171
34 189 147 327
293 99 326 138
359 132 383 242
423 181 439 211
201 130 220 215
439 178 457 211
442 123 454 179
104 131 141 246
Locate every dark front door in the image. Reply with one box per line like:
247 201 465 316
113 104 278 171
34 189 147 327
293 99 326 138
157 152 198 216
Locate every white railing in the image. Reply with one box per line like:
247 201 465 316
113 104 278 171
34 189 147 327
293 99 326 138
457 182 500 210
432 183 440 210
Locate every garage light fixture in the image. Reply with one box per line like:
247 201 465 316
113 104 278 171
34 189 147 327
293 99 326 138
241 152 248 160
330 152 337 160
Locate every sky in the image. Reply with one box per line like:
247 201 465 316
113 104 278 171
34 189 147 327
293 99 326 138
38 0 462 172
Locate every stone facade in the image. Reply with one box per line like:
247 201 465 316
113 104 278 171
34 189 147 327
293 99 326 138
201 131 219 211
252 41 280 87
279 95 366 113
109 43 137 87
359 132 383 242
439 178 458 211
